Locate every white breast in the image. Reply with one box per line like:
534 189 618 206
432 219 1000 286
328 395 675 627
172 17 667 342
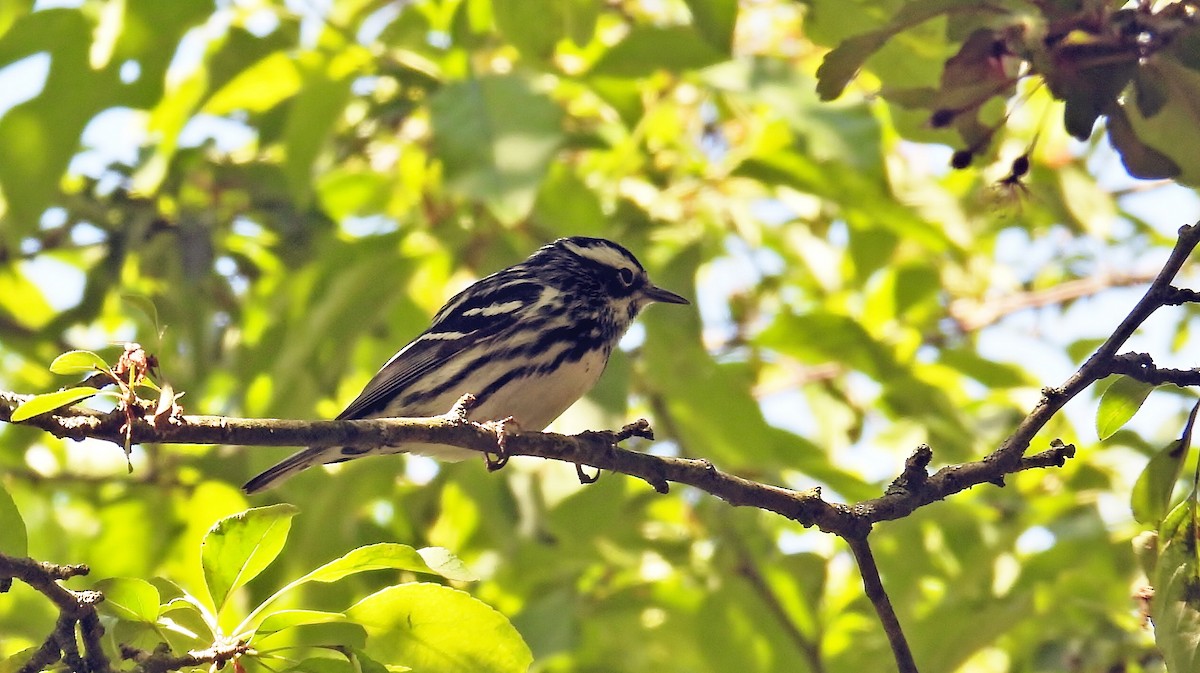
469 346 609 431
392 346 610 462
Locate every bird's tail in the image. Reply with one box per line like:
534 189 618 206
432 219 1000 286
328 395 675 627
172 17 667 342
242 446 332 494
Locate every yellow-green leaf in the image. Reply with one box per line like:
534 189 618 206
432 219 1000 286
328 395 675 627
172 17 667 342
0 484 27 556
1131 439 1187 525
94 578 160 623
1152 497 1200 672
295 543 476 586
1096 376 1155 440
347 583 532 673
201 504 298 618
49 350 109 375
10 387 101 422
1132 400 1200 524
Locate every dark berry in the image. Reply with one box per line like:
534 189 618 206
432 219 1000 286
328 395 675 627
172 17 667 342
930 108 956 128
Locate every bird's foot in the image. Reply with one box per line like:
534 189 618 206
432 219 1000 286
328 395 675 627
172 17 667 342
575 463 600 484
482 416 516 471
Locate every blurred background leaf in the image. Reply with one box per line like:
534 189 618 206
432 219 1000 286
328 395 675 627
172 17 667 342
2 0 1199 671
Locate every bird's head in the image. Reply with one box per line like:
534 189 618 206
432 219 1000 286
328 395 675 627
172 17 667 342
533 237 689 317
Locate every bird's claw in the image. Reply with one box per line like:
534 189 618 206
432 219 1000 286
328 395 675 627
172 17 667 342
483 416 516 471
575 463 600 484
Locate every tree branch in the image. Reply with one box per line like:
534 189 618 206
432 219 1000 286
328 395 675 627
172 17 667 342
948 270 1159 332
1105 351 1200 387
3 225 1198 673
845 534 916 673
734 553 825 673
120 641 251 673
0 554 113 673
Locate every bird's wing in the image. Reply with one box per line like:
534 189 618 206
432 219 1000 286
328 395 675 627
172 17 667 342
336 279 546 420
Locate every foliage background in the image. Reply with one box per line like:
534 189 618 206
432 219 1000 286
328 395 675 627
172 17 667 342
1 0 1199 671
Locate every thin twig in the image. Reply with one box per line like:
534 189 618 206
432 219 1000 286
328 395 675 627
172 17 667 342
990 223 1200 469
121 640 251 673
845 535 917 673
1105 352 1200 387
2 226 1199 673
735 553 825 673
948 270 1160 332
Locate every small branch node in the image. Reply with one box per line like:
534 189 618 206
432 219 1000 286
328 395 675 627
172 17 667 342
46 562 91 581
446 393 478 422
1161 286 1200 306
77 590 104 606
887 445 933 495
1106 352 1200 386
1020 439 1077 469
617 419 654 441
1040 386 1065 400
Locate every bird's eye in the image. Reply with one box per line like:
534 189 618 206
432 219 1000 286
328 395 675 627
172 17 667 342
617 268 635 286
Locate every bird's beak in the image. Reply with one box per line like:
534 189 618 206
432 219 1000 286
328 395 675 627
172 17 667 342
642 283 689 305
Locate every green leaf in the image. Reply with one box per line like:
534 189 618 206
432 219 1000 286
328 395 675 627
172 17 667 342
1134 67 1169 118
316 168 392 221
203 51 302 115
294 543 476 587
260 621 367 652
1132 401 1200 525
759 311 901 380
0 484 27 556
94 578 160 623
816 31 889 101
201 504 299 616
282 50 366 204
590 26 725 78
1152 499 1200 672
815 0 978 100
10 387 101 422
347 583 533 673
429 74 564 223
1106 102 1179 180
492 0 565 59
684 0 737 53
256 610 350 636
48 350 110 375
239 543 476 635
1054 59 1137 140
1132 439 1187 525
0 648 40 673
0 265 54 329
1124 57 1200 186
938 348 1034 388
282 649 390 673
415 547 476 582
1096 376 1155 440
0 9 111 232
252 610 366 651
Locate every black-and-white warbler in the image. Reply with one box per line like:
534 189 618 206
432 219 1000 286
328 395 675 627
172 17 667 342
243 236 688 493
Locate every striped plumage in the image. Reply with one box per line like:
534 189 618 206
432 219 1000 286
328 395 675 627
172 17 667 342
243 237 688 493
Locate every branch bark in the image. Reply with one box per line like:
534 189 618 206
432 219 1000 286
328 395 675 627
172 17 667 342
948 269 1159 332
846 535 916 673
0 554 112 673
2 225 1198 673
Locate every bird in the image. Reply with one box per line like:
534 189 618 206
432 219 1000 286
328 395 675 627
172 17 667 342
242 236 689 493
